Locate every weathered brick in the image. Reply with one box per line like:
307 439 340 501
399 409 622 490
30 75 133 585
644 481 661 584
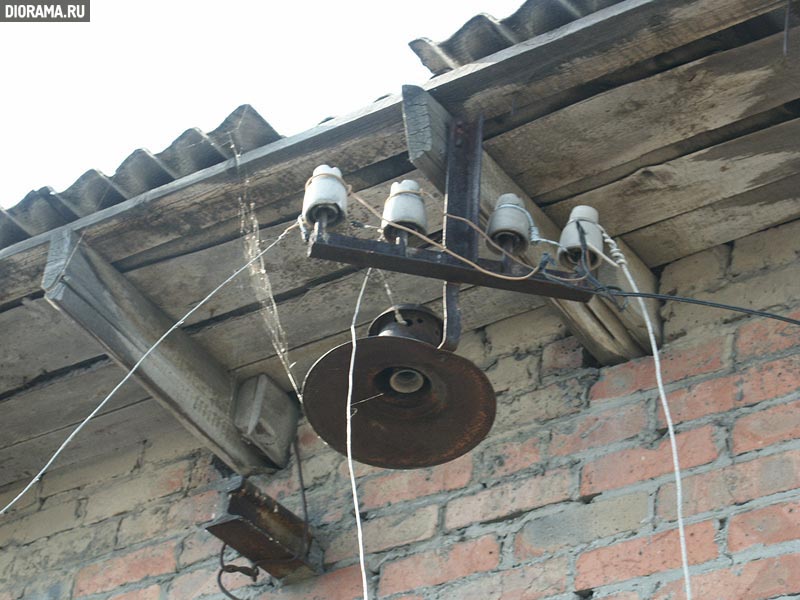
116 505 169 548
2 497 80 544
730 219 800 275
656 374 740 426
456 329 491 368
486 353 538 395
264 451 341 500
515 493 650 559
108 585 161 600
541 336 584 375
485 306 565 357
732 398 800 454
74 540 177 596
445 468 571 530
41 447 139 498
495 377 586 433
728 501 800 552
325 504 438 564
653 553 800 599
590 337 729 401
478 434 543 479
550 402 646 456
736 308 800 359
660 246 729 295
165 489 224 530
442 556 568 600
575 521 717 590
0 482 36 516
27 520 116 570
582 426 718 495
85 462 188 523
265 564 365 599
178 529 220 568
379 535 500 596
739 354 800 406
167 566 239 600
360 454 471 509
142 425 204 464
658 450 800 520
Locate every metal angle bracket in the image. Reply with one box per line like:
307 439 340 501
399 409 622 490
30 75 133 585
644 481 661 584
206 477 322 584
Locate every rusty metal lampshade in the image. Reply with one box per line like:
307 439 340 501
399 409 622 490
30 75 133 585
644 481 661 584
301 305 496 469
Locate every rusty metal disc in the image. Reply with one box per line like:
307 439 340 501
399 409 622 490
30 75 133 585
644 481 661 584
301 336 496 469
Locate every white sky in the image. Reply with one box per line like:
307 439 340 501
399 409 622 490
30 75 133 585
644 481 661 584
0 0 523 209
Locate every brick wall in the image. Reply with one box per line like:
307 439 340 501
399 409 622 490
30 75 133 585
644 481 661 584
1 220 799 599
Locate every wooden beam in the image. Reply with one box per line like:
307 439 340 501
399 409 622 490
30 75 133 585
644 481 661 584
402 85 661 363
0 0 786 308
41 230 295 474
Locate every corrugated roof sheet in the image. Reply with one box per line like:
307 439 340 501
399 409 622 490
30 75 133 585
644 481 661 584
409 0 623 76
0 105 281 251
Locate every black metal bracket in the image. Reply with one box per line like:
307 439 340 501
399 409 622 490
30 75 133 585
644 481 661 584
307 116 591 348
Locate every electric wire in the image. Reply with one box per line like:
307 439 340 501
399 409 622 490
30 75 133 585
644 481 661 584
600 230 693 600
347 268 373 600
0 222 299 517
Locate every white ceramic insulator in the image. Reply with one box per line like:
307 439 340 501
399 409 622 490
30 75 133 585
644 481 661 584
381 180 427 240
558 205 604 270
302 165 348 227
486 193 531 254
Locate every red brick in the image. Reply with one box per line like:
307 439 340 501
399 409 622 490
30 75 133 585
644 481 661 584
732 398 800 454
728 501 800 552
379 535 500 596
550 402 646 456
262 564 365 599
445 468 571 530
480 435 543 478
658 450 800 520
656 374 740 426
581 426 718 495
736 309 800 359
740 354 800 405
178 529 220 567
74 540 177 596
590 337 728 401
167 566 246 600
653 553 800 599
542 336 583 375
325 505 439 563
108 585 161 600
165 489 224 530
360 454 471 509
575 521 717 590
445 556 568 600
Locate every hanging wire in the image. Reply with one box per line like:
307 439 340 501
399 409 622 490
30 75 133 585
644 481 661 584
0 222 299 516
346 268 374 600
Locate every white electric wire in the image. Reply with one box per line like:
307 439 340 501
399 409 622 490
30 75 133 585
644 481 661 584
0 222 299 516
601 230 693 600
347 268 373 600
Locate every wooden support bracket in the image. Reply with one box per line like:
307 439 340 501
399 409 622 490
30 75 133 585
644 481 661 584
402 85 662 364
41 230 298 473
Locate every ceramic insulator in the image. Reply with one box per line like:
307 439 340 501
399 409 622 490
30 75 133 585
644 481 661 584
302 165 348 227
486 193 532 254
558 205 604 271
381 180 427 241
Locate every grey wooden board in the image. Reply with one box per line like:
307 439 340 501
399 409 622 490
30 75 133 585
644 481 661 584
0 300 104 392
486 27 800 203
545 117 800 240
0 399 178 485
624 174 800 266
0 0 785 308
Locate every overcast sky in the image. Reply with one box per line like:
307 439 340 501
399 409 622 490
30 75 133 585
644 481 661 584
0 0 523 209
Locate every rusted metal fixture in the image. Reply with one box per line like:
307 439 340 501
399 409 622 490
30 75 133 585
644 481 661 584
302 304 496 469
206 477 321 583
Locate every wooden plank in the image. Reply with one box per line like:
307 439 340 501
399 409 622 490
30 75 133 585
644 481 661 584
41 230 274 475
486 27 800 203
401 86 658 362
546 117 800 239
624 173 800 266
0 0 785 308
